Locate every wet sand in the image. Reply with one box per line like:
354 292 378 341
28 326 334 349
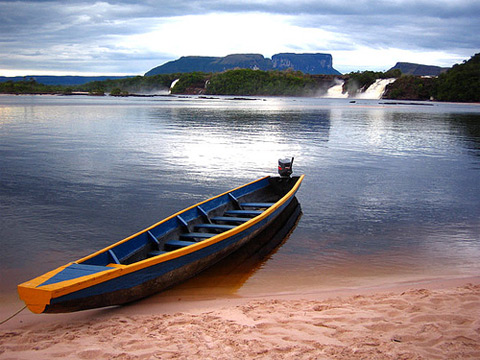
1 276 479 359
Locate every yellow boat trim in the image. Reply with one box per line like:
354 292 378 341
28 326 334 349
18 175 304 312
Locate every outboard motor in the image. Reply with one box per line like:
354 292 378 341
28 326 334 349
278 157 294 178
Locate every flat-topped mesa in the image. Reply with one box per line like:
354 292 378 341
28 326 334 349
272 53 340 75
388 62 449 76
145 53 341 76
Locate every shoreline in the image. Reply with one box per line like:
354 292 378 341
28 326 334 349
1 92 480 105
1 275 479 359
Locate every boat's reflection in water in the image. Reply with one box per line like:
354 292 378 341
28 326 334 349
143 197 302 301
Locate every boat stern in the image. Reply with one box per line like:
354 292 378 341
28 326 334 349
17 262 119 314
17 283 52 314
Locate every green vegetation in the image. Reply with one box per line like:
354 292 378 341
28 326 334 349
205 69 317 96
383 75 435 100
434 53 480 102
0 78 65 94
110 88 129 96
159 69 319 96
88 89 105 96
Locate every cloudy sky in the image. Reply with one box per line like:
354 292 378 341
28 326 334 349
1 0 479 76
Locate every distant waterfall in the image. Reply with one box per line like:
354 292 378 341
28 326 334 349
324 80 348 98
169 79 180 94
356 78 396 99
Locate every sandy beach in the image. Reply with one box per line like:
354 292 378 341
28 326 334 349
1 276 479 359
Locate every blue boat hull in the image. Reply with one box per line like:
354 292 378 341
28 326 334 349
46 196 300 313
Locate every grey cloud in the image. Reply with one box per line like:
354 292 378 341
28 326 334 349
0 0 479 74
293 4 480 52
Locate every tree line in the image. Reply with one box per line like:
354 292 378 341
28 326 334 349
1 53 479 102
203 69 318 96
0 78 65 94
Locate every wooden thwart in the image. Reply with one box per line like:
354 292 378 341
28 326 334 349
241 202 274 208
224 209 263 217
180 232 216 240
148 250 168 257
165 240 197 249
195 223 236 231
211 216 250 223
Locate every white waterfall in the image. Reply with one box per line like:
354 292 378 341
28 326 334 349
169 79 180 94
356 78 396 99
324 80 348 98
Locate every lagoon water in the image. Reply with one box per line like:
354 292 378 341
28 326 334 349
1 95 479 304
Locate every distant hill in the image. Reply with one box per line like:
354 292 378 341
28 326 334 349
388 62 449 76
0 75 132 86
145 53 341 76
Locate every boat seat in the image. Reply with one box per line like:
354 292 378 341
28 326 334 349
164 240 197 249
241 202 274 209
148 250 168 257
224 210 263 217
211 216 250 223
180 232 216 240
194 223 236 231
108 249 121 265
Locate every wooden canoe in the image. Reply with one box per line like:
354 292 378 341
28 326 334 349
18 175 304 313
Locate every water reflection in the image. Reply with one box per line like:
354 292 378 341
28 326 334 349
445 113 480 155
146 107 331 181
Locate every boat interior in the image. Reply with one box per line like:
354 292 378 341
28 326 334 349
79 176 300 267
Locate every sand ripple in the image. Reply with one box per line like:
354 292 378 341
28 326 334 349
1 284 479 359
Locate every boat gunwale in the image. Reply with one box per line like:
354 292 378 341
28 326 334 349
18 175 304 308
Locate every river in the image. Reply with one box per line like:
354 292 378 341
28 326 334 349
1 94 479 304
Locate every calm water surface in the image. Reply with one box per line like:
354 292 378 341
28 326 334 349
1 95 479 303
